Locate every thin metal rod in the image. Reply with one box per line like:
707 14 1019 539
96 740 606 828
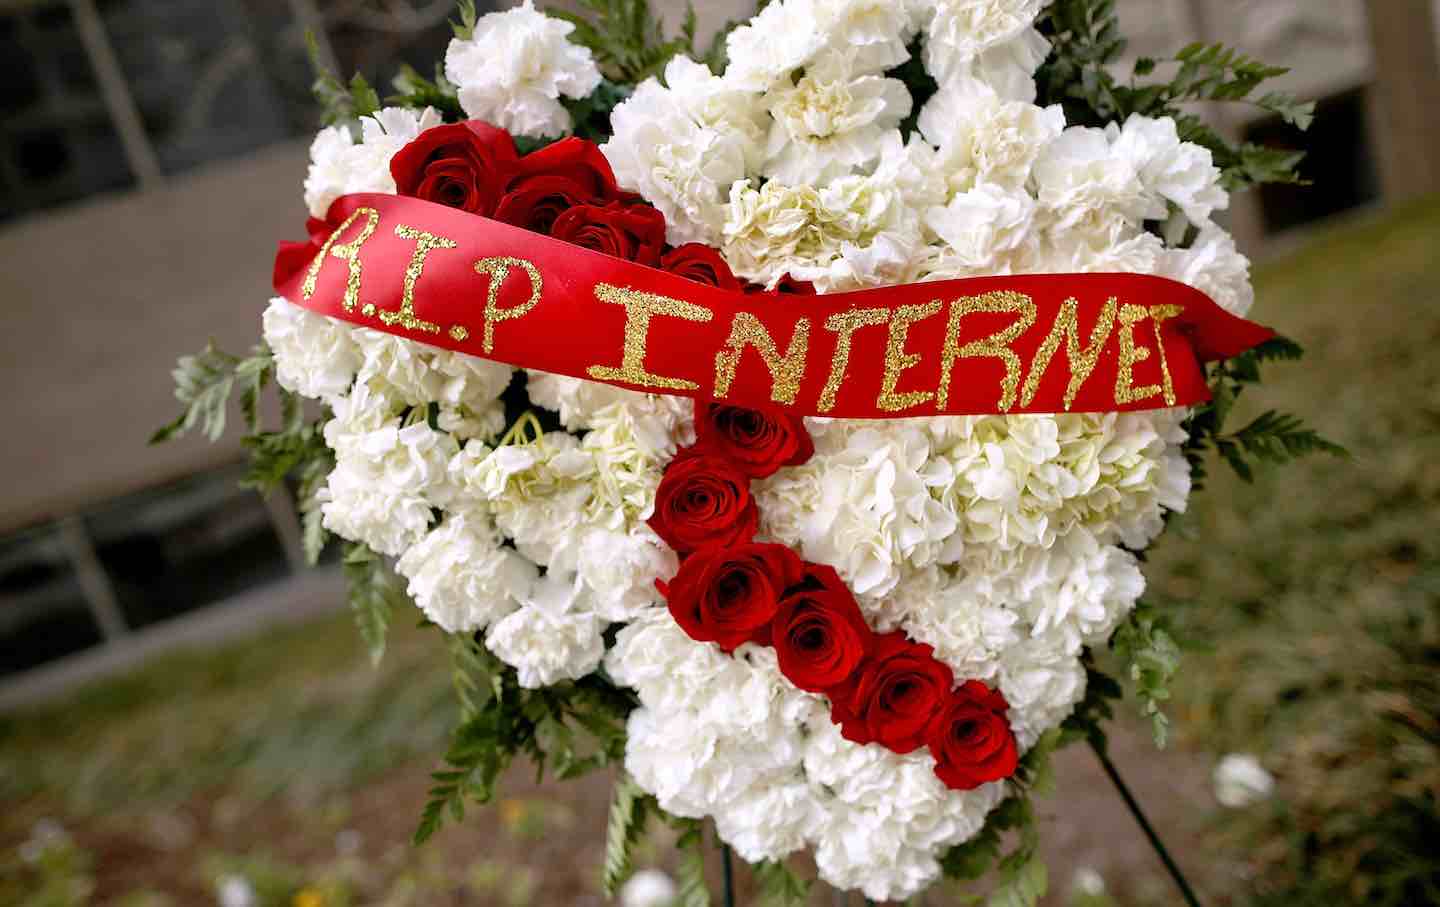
721 843 736 907
1089 738 1203 907
57 516 129 643
69 0 164 189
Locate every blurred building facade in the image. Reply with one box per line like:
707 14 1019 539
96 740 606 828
1 0 1436 691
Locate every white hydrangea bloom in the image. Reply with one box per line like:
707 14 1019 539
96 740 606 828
444 0 601 138
395 513 537 633
303 107 442 218
486 572 606 688
262 298 362 403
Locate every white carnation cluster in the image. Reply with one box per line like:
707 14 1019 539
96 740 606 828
267 0 1259 899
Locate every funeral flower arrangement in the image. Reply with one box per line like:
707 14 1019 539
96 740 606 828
157 0 1331 901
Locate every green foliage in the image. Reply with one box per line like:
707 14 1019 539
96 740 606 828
601 773 654 896
563 79 635 143
1185 336 1346 489
751 860 811 906
415 671 635 844
1111 602 1182 747
388 63 465 122
306 32 380 129
451 0 479 40
941 795 1048 906
549 0 700 83
150 342 273 445
342 543 403 667
447 631 505 721
671 820 712 907
887 36 938 140
1036 0 1312 191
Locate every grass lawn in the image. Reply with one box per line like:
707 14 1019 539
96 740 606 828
3 197 1438 906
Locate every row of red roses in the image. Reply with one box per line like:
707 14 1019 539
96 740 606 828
650 402 1019 792
389 120 815 295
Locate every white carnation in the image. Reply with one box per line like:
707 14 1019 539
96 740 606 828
996 632 1087 748
261 298 361 403
303 107 442 218
757 424 957 598
444 0 601 138
396 513 537 633
925 0 1045 88
762 55 912 185
601 64 760 246
1033 125 1154 238
485 573 606 688
1158 224 1256 317
925 182 1039 272
320 417 457 557
1111 114 1228 227
919 80 1064 193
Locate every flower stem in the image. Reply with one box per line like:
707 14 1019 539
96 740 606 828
721 843 736 907
1089 738 1204 907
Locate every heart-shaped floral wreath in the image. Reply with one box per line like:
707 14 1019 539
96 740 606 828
159 0 1320 901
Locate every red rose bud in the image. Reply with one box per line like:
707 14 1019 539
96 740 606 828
390 120 519 216
829 633 954 753
661 244 745 291
648 448 759 555
551 201 667 267
508 136 622 201
926 680 1019 791
662 543 806 652
771 564 873 694
694 401 814 479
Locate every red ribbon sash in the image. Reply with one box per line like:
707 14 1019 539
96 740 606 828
274 193 1273 418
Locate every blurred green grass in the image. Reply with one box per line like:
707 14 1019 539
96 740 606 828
2 197 1439 905
1146 196 1440 904
0 614 456 814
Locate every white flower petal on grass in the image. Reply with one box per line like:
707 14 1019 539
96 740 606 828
1214 754 1276 808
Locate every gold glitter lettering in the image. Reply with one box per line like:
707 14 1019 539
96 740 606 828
476 256 544 353
587 283 713 390
937 291 1038 412
1148 304 1185 406
1020 297 1118 410
1114 304 1164 405
818 308 890 413
375 224 457 333
302 207 379 312
877 301 943 412
713 312 811 405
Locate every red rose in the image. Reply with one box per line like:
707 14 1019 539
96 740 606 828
494 175 597 234
390 121 519 216
829 633 954 753
926 680 1019 791
661 244 745 291
551 201 667 266
661 543 805 652
508 137 622 201
694 401 814 479
648 449 759 555
771 564 873 694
